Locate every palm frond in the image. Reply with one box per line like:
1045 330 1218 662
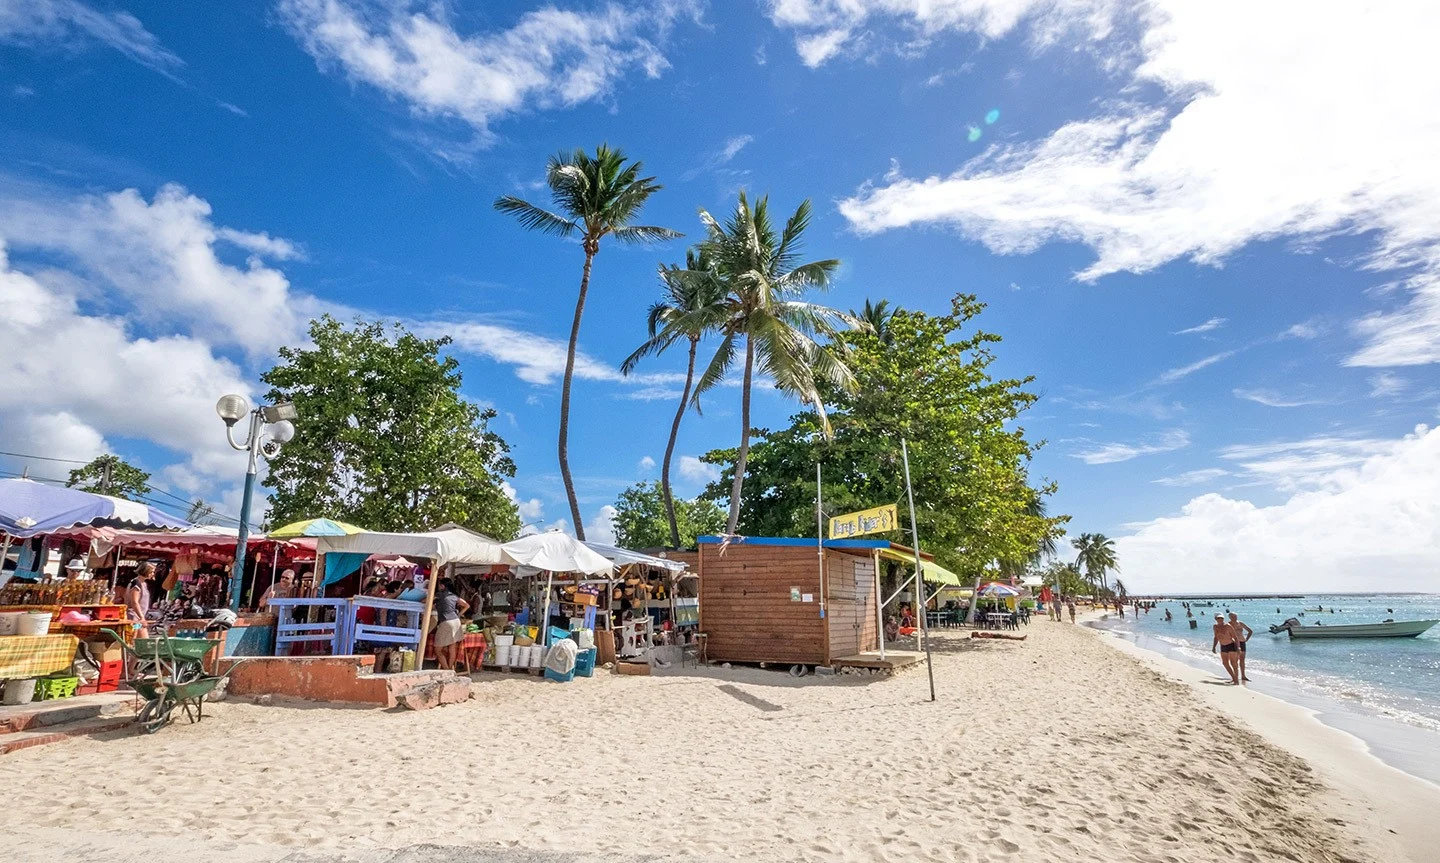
613 224 684 245
691 330 737 408
492 197 578 237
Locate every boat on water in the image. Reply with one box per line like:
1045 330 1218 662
1269 618 1438 639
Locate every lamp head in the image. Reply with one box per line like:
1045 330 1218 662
215 394 250 426
261 402 298 423
267 419 296 444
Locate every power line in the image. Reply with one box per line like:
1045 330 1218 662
0 449 90 465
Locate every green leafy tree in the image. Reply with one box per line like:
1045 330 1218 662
495 145 680 539
1044 561 1089 596
620 248 728 548
66 455 150 501
611 481 726 550
261 315 520 539
691 193 857 535
700 294 1063 573
185 499 218 525
1072 532 1119 596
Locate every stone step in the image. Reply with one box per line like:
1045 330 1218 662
0 692 134 734
0 715 136 755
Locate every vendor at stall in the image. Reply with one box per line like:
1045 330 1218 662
126 564 153 637
258 569 295 609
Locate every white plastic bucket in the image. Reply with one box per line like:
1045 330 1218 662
496 634 514 648
529 644 544 669
495 645 511 666
3 679 36 706
0 611 23 636
18 612 52 636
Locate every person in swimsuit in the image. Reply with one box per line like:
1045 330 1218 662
1211 614 1239 684
1228 612 1254 682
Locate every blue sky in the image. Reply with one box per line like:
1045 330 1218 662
2 1 1438 593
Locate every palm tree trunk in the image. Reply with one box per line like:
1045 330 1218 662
661 338 697 549
559 247 595 539
725 336 755 535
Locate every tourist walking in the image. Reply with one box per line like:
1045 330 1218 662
1066 597 1077 623
1228 612 1254 682
431 577 470 671
1211 614 1240 684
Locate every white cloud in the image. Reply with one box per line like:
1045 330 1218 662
1173 316 1225 335
1281 320 1324 340
638 456 656 472
1118 424 1440 593
678 455 720 483
1156 350 1235 383
719 135 754 162
1072 429 1189 464
278 0 695 142
586 504 618 545
0 0 182 73
1232 388 1326 409
0 182 315 356
1218 435 1397 493
794 28 850 66
683 133 757 181
832 2 1440 369
1152 467 1227 487
1368 372 1407 399
435 319 687 389
765 0 1122 66
0 242 255 481
501 481 546 526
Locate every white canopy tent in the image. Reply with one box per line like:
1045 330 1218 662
502 532 613 576
582 541 687 574
315 526 516 567
315 526 518 661
502 533 613 646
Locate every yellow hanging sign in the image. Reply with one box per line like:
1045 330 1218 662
829 504 898 539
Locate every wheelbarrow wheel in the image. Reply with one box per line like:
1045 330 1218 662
137 694 176 734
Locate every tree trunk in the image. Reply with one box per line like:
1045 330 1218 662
725 336 755 536
661 337 697 549
560 246 595 539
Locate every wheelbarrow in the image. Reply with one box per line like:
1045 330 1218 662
102 629 247 735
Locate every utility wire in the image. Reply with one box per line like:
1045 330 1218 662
0 467 258 530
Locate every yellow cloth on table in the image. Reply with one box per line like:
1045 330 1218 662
0 634 80 679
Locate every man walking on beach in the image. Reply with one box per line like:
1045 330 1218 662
1066 597 1076 623
1211 614 1240 684
1228 612 1254 683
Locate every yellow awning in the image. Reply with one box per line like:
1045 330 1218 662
876 547 964 586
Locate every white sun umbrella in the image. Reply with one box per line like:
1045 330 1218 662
501 532 614 645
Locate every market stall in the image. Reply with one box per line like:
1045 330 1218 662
0 478 190 704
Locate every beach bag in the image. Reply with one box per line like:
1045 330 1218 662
544 638 579 675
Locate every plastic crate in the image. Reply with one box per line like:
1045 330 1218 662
574 647 597 678
97 659 123 685
543 666 575 683
35 675 79 701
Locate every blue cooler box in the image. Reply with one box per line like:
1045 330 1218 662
544 666 575 683
574 647 597 677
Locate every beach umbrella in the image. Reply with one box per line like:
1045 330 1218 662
266 517 365 538
0 478 189 538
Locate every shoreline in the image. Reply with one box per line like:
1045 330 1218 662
1081 613 1440 863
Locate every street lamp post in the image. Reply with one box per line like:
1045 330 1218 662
216 395 296 611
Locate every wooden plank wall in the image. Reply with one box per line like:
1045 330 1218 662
699 544 826 665
825 553 878 658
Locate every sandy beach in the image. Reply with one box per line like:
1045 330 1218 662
5 618 1437 863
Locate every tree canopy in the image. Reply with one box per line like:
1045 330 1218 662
699 294 1065 574
67 455 151 501
261 315 521 539
611 481 726 550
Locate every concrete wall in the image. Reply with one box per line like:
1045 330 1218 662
218 655 388 705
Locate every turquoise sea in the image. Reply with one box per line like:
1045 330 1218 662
1091 594 1440 787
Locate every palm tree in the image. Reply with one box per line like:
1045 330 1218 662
495 145 680 538
1072 532 1119 596
1112 577 1128 601
853 298 897 344
620 248 728 548
692 193 858 535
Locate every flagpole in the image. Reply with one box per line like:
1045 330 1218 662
816 462 826 621
901 437 936 702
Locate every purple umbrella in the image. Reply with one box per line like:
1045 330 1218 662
0 478 190 538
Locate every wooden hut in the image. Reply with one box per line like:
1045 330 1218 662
697 536 938 668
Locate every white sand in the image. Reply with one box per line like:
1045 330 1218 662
4 619 1434 863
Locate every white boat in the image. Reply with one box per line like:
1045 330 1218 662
1276 619 1438 639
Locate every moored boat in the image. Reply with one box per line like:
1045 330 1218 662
1274 619 1438 639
